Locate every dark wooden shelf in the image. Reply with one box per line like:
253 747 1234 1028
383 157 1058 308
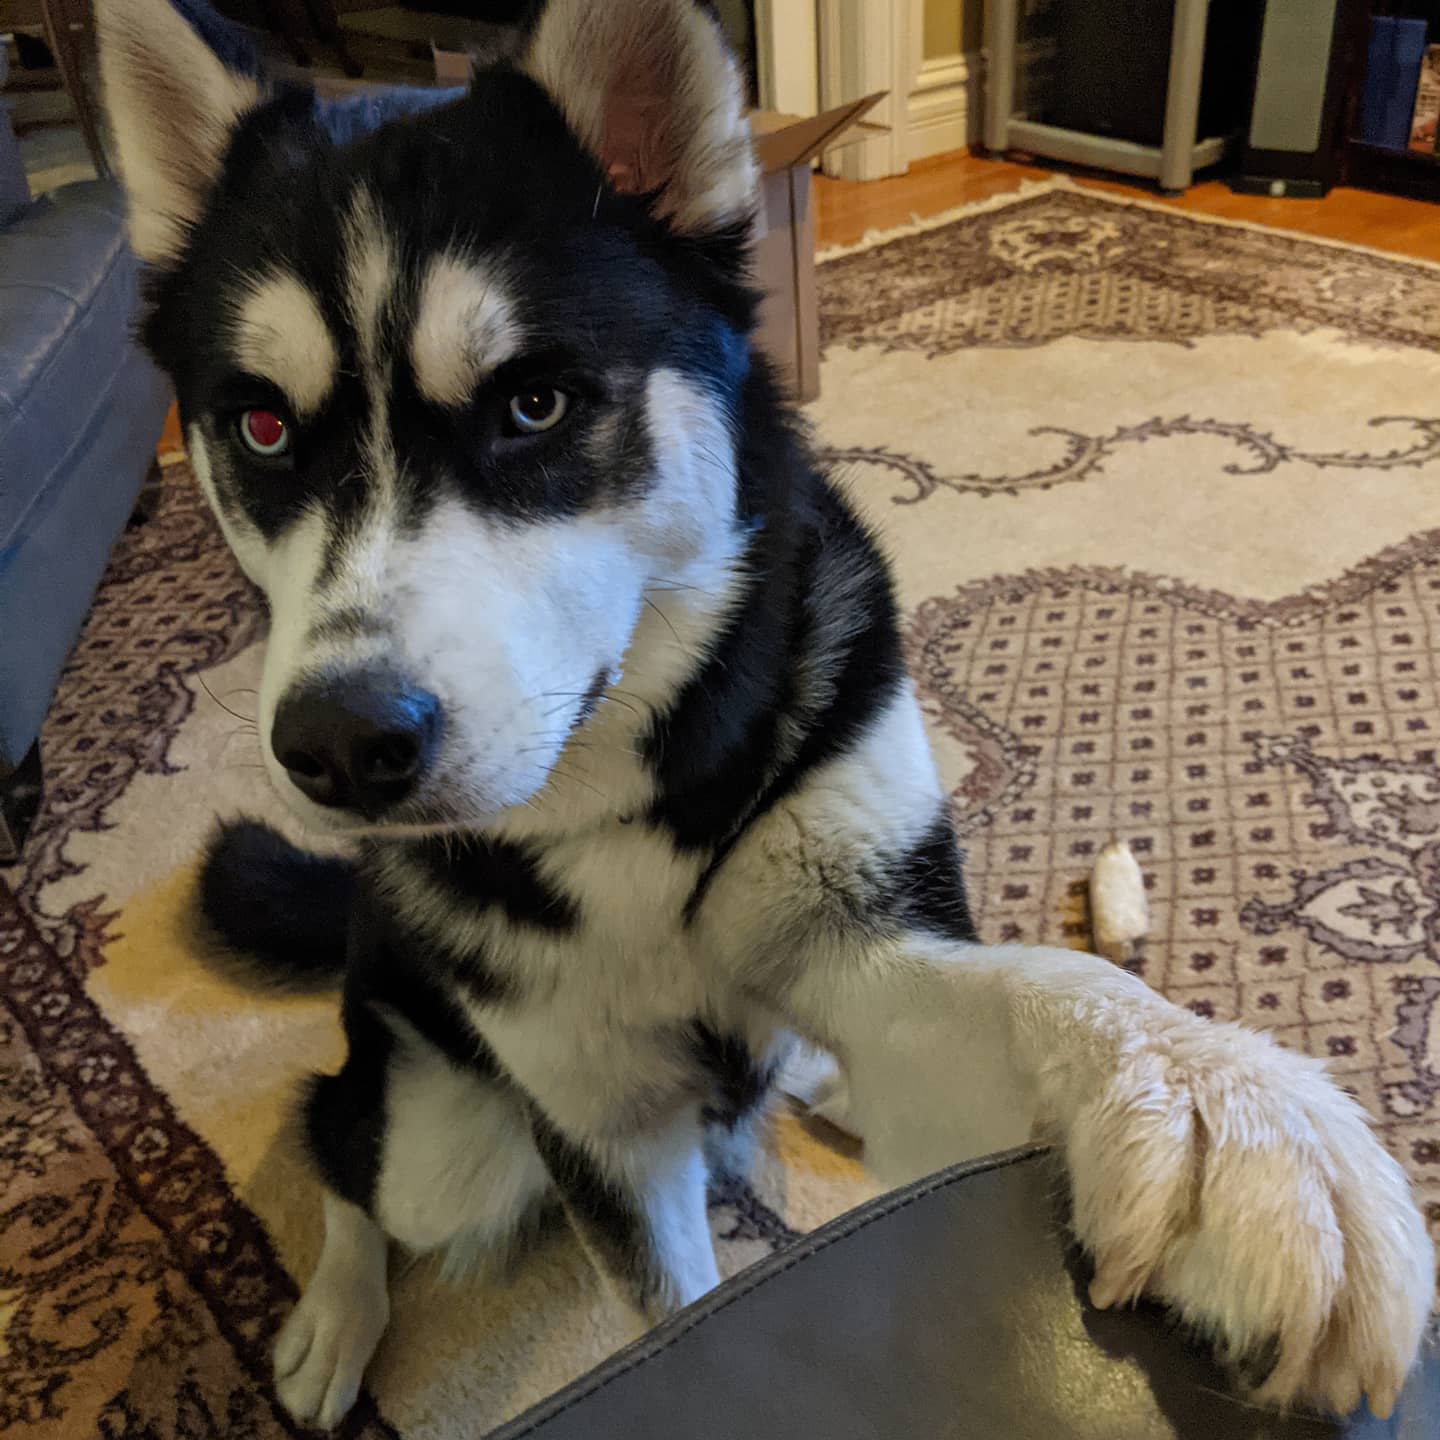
1346 138 1440 200
1322 1 1440 201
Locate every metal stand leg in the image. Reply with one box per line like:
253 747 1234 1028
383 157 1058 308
40 0 112 178
301 0 364 79
1159 0 1210 192
984 0 1017 155
0 744 43 865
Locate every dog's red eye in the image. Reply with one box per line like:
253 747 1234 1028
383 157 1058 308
239 408 290 457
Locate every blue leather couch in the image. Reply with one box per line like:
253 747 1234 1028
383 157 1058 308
0 85 172 859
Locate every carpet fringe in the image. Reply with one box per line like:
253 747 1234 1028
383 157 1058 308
815 177 1066 263
818 171 1440 274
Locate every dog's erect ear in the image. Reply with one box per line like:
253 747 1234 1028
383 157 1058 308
96 0 266 266
522 0 756 234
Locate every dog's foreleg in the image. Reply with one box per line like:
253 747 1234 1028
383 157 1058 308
275 1022 550 1429
531 1107 719 1324
765 933 1432 1418
273 1190 390 1430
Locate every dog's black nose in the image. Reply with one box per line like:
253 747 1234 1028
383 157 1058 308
271 674 441 813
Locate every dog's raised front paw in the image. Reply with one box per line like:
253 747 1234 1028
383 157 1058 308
272 1270 389 1429
1061 1015 1434 1417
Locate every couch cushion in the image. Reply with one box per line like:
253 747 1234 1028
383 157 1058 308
0 179 140 553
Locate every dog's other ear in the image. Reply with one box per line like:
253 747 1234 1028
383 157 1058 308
522 0 757 234
96 0 266 266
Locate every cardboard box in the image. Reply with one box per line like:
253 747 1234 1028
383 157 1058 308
748 97 885 400
432 48 883 401
431 45 473 87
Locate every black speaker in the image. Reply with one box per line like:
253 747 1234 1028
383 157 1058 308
1231 0 1349 199
1040 0 1259 151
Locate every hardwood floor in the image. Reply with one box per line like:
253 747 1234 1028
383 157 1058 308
815 150 1440 261
157 404 184 465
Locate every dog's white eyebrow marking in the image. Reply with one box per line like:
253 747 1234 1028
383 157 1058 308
343 185 397 373
410 254 520 408
233 271 338 417
341 185 402 506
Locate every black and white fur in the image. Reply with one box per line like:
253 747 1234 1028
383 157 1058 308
100 1 1432 1428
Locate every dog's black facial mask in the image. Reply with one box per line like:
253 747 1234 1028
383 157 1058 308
97 0 761 833
144 74 752 535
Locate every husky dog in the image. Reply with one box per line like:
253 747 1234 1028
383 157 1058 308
97 0 1432 1428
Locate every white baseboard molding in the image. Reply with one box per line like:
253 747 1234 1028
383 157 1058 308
907 50 980 163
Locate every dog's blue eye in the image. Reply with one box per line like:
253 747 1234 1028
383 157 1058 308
508 388 569 434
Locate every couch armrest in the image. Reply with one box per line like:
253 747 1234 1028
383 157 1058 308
487 1145 1438 1440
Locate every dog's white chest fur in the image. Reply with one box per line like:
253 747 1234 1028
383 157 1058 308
379 820 758 1137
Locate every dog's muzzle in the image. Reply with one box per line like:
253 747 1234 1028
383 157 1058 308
271 669 442 815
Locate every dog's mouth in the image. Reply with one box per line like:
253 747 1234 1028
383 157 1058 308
323 815 497 840
573 668 610 727
262 772 494 839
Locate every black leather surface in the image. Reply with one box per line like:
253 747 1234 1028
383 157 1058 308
487 1146 1438 1440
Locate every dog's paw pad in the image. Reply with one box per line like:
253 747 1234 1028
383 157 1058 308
1066 1021 1433 1416
272 1282 388 1429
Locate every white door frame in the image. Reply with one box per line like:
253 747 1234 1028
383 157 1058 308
754 1 976 180
753 0 820 117
816 0 911 179
907 0 979 164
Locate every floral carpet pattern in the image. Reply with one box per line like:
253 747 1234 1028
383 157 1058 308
906 553 1440 1237
4 177 1440 1437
